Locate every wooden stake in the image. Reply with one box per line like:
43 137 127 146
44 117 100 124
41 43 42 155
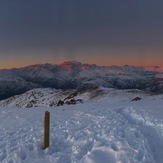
43 111 50 149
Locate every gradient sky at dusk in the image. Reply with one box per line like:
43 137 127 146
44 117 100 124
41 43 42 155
0 0 163 68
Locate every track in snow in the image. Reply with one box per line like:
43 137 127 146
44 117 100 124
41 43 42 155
0 103 163 163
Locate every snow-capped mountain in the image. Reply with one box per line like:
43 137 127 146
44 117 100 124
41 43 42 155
0 61 163 101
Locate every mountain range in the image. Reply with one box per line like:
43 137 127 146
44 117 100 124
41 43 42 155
0 61 163 101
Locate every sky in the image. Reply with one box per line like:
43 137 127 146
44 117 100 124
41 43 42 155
0 0 163 68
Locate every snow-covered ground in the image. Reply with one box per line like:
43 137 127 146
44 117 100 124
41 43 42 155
0 90 163 163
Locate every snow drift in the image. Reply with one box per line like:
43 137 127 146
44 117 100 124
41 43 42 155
0 89 163 162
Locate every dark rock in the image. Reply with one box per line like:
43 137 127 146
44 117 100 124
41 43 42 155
57 100 64 106
26 103 33 108
64 92 78 101
66 99 77 105
77 99 83 103
131 97 142 101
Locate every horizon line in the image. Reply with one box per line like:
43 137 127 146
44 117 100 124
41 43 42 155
0 61 162 70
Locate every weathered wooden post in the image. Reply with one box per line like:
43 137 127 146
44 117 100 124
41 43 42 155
43 111 50 149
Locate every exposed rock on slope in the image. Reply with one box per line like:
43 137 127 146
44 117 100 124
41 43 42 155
0 61 163 100
0 87 106 108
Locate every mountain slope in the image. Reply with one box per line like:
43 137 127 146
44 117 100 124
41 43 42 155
0 61 163 100
0 87 106 108
0 89 163 162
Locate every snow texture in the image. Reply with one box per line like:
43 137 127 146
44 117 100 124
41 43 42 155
0 89 163 163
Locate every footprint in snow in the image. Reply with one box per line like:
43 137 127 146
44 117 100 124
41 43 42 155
83 147 116 163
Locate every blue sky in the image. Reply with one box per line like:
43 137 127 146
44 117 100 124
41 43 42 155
0 0 163 68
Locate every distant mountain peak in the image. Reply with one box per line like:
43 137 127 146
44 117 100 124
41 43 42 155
59 61 81 70
59 61 97 71
0 61 163 101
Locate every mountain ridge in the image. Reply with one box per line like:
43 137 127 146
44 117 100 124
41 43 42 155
0 61 163 101
1 61 163 71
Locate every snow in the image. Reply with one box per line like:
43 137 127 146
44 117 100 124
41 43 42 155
0 87 99 108
1 62 163 102
0 89 163 163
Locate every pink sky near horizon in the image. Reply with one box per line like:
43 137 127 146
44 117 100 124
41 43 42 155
0 57 162 69
0 47 162 69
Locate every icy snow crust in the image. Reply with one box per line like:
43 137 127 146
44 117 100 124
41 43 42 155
0 90 163 163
